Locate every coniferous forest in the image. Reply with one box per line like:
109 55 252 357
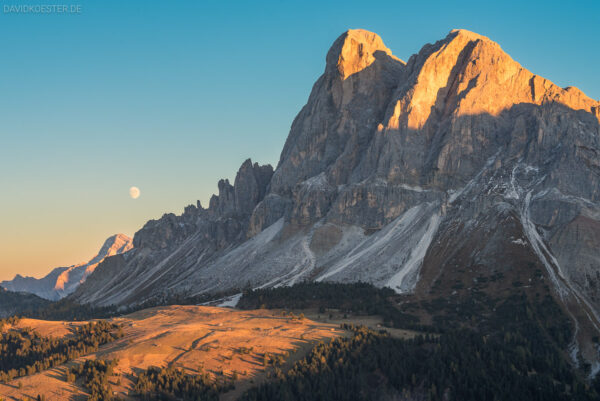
0 318 123 382
235 283 598 401
70 359 119 401
134 365 234 401
239 282 423 329
240 324 590 401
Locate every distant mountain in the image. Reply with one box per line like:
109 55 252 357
2 234 132 300
72 29 600 365
0 287 50 318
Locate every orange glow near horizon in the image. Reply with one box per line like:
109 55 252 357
0 183 217 282
0 221 133 281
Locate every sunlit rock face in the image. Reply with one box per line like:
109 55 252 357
1 234 132 300
269 29 406 198
72 28 600 350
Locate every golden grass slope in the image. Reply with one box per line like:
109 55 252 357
0 305 344 400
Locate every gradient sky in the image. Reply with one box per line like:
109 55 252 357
0 0 598 281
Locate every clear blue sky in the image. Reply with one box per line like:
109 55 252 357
0 0 598 279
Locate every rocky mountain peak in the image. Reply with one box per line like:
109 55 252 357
91 234 133 264
385 28 523 132
394 28 598 130
1 234 133 300
325 29 400 80
207 158 274 218
269 29 405 196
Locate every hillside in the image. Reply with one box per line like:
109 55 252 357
0 291 597 400
0 305 345 400
0 288 50 318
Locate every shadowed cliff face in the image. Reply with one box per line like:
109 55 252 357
72 29 600 362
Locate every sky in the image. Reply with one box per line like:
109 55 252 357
0 0 598 281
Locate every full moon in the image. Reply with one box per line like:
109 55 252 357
129 186 140 199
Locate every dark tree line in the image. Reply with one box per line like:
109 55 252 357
239 324 595 401
22 298 121 321
0 288 50 318
238 282 396 312
20 289 240 321
238 282 426 330
70 359 119 401
0 320 123 382
134 365 234 401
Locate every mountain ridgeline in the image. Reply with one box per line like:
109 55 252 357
71 30 600 364
1 234 133 301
